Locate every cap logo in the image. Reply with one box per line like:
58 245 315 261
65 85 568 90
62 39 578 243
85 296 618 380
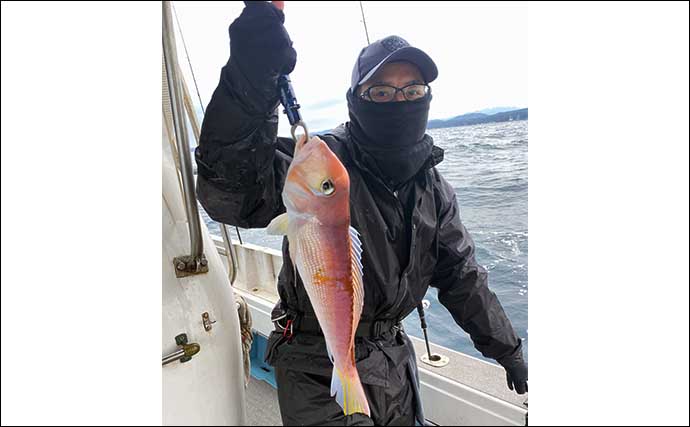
381 36 409 52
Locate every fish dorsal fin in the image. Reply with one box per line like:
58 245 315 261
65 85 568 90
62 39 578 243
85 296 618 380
350 226 364 323
266 213 289 235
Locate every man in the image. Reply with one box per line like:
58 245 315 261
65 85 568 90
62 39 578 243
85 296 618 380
195 2 527 425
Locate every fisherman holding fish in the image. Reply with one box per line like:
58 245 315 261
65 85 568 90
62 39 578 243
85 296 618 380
195 1 527 425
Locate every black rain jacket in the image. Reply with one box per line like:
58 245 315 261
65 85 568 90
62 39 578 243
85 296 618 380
194 60 522 367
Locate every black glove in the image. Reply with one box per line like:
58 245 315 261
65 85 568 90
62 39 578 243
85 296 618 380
497 339 528 395
505 361 528 394
227 1 297 112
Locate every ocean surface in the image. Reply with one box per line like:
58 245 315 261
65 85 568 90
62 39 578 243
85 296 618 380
199 120 528 364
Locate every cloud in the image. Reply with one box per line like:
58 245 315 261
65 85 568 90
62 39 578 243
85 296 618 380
303 98 344 110
173 1 527 137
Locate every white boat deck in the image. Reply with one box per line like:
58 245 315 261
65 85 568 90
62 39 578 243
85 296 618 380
246 378 282 426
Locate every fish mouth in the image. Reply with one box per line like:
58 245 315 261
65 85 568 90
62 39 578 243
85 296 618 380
294 133 309 155
294 136 330 160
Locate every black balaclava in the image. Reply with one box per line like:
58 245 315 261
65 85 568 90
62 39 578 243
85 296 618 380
347 89 434 189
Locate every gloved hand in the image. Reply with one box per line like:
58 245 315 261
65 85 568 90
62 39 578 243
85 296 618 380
497 339 528 394
228 1 297 112
505 361 528 394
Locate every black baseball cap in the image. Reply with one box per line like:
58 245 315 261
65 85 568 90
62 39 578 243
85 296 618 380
350 35 438 94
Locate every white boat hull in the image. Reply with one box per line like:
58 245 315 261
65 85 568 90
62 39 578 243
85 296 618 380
162 127 246 426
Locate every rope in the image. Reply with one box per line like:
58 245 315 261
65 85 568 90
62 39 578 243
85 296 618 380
235 294 253 387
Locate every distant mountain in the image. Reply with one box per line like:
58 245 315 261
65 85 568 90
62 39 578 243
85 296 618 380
427 108 528 129
448 112 487 121
474 106 519 115
308 108 528 135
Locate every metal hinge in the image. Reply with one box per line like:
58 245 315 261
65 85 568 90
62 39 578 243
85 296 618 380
202 312 216 332
173 254 209 278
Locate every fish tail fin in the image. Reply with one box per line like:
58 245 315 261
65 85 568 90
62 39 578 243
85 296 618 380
330 365 370 417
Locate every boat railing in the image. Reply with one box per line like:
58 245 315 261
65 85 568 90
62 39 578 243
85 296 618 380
162 1 206 275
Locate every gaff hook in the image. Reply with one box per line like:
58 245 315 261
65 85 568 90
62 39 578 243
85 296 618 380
278 74 309 143
290 121 309 144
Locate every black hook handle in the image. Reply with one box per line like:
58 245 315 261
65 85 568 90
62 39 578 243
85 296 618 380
278 74 303 126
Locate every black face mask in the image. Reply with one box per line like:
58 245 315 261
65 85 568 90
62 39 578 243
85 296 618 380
347 89 434 188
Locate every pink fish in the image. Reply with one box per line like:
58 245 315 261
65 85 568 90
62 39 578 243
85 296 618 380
268 136 369 417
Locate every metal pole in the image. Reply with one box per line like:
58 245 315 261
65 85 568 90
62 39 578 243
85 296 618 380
163 1 203 260
220 223 238 285
162 348 186 366
174 5 245 253
178 71 237 283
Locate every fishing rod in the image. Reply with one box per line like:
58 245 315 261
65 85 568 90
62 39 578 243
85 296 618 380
359 1 370 45
416 302 432 359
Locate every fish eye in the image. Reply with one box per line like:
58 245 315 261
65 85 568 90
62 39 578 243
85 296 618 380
320 179 335 196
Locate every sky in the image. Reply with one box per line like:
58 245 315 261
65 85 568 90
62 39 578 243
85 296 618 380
172 1 527 136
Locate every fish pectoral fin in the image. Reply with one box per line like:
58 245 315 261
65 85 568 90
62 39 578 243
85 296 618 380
267 213 289 235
